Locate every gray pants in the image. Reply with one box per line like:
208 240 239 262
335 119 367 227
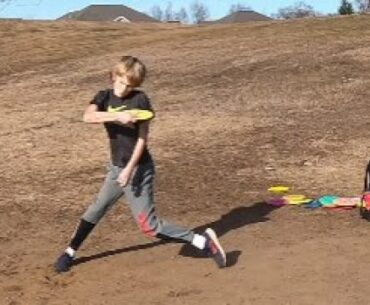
82 162 194 243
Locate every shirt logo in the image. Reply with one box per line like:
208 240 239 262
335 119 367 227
107 105 127 113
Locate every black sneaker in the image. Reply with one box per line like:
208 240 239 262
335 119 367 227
203 228 226 268
55 252 74 273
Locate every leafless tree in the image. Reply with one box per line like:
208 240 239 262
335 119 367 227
355 0 370 12
175 7 189 23
230 3 251 13
190 1 209 24
164 2 174 21
275 1 317 19
150 5 164 21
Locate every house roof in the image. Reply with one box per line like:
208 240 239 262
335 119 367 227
212 10 272 23
58 4 159 23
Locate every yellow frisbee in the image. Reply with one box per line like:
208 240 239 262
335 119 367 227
268 186 290 193
125 109 154 121
283 194 312 205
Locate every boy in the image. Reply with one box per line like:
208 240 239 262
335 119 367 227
55 56 227 272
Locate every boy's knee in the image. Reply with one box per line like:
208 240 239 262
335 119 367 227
82 208 102 224
137 212 158 237
83 203 109 224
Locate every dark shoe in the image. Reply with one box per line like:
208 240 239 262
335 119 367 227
203 228 226 268
55 252 74 273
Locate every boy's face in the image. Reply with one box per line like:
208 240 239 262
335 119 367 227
113 75 134 97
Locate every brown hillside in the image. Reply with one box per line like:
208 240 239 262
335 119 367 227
2 15 370 305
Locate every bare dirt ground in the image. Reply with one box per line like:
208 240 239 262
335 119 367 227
2 16 370 305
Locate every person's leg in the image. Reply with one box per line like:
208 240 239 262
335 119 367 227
55 165 124 272
124 162 227 267
124 162 194 242
80 165 124 225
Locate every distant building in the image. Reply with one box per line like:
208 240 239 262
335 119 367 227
166 20 182 24
57 4 159 23
204 10 272 24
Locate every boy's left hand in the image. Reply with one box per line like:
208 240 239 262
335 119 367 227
117 166 134 187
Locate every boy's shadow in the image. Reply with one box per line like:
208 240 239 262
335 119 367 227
178 201 279 266
73 201 279 268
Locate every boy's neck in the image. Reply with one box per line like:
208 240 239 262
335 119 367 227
112 89 134 99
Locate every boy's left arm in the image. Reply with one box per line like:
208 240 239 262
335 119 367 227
116 122 150 187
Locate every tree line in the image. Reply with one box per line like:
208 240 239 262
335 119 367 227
150 1 370 24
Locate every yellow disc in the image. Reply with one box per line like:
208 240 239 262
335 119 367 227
284 195 306 200
268 186 290 193
125 109 154 121
283 195 311 205
287 199 312 205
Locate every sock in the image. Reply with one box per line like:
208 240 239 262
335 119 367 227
191 234 206 250
65 247 75 257
69 219 96 251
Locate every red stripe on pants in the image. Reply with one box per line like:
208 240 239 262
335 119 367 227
137 213 156 237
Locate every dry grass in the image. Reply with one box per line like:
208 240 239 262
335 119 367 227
0 20 185 77
2 14 370 226
2 15 370 305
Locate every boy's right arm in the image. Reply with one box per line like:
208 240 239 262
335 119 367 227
83 104 136 125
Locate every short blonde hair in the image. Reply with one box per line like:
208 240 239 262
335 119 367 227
111 56 146 87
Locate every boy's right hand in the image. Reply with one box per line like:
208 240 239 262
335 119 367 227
116 112 137 125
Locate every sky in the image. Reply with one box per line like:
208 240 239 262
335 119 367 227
0 0 348 20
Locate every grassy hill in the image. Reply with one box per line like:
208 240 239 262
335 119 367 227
2 15 370 305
